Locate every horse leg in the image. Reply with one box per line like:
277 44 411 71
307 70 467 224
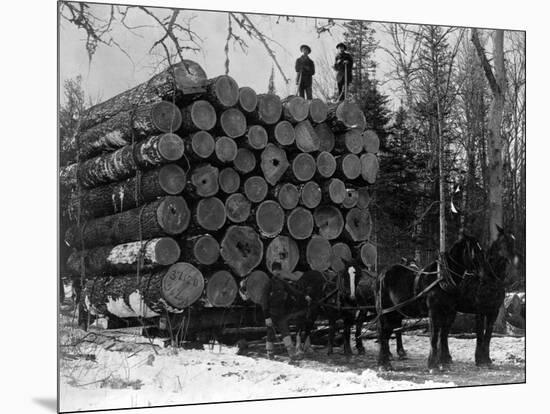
327 316 335 355
482 311 498 366
438 311 456 368
355 311 366 355
395 331 407 359
343 313 353 355
427 309 441 370
377 317 394 370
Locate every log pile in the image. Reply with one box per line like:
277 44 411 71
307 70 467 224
60 60 380 322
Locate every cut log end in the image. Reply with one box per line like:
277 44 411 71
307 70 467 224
244 270 270 304
244 176 268 203
196 197 226 231
191 131 215 159
157 133 185 161
183 100 217 131
345 208 372 242
315 123 335 152
283 95 309 123
308 99 328 123
225 193 252 223
272 120 295 146
155 237 183 265
256 94 282 125
357 187 371 209
295 120 320 152
359 242 377 269
256 200 285 238
300 181 322 209
211 75 240 108
287 207 314 240
151 101 183 132
218 167 241 194
215 136 238 163
220 108 247 138
313 205 344 240
162 262 205 308
360 153 379 184
276 183 300 210
220 226 264 277
331 242 352 272
238 87 258 113
158 164 187 195
266 235 300 272
332 101 367 131
206 270 238 307
173 60 208 92
341 129 364 154
306 236 332 271
292 153 316 182
316 151 336 178
234 148 257 174
325 178 346 204
260 144 289 186
247 125 268 150
342 188 359 209
363 129 380 153
157 196 191 235
190 164 219 197
192 234 220 265
341 154 362 180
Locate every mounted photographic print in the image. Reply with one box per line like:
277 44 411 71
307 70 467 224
58 1 526 412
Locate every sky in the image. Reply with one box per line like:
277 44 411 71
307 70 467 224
59 3 406 108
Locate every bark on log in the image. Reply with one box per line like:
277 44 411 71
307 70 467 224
189 164 219 198
203 75 240 109
359 242 377 269
78 60 207 131
345 208 372 242
179 100 217 132
238 86 258 113
286 207 314 240
316 151 336 178
77 101 182 161
260 144 289 185
225 193 251 223
215 136 238 163
314 123 335 152
218 108 247 138
67 164 186 220
266 235 299 272
342 188 359 209
337 154 362 180
249 94 282 125
313 205 344 240
243 270 269 304
185 131 215 160
269 120 295 146
306 235 332 271
67 237 181 276
65 196 190 249
195 197 226 231
233 148 257 174
335 128 364 154
308 98 328 124
282 95 309 123
299 181 322 209
64 133 185 189
272 183 300 210
255 200 285 238
327 101 366 132
218 167 241 194
357 187 371 209
362 129 380 153
205 270 238 307
323 178 347 204
330 242 352 272
289 153 316 182
294 120 320 152
246 125 268 150
243 176 268 203
220 225 264 277
182 234 220 265
360 153 379 184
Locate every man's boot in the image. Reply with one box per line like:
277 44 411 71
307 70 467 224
266 340 275 359
283 335 299 360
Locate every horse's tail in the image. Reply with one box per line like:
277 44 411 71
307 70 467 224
375 269 386 317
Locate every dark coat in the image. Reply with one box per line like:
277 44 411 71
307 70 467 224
295 55 315 88
334 51 353 83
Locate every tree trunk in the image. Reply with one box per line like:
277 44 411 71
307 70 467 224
313 205 344 240
179 100 217 132
189 164 219 198
78 60 207 131
218 167 241 194
233 148 257 174
205 270 238 307
194 197 226 231
243 270 270 304
290 153 316 182
337 154 362 180
330 242 352 272
308 98 328 124
67 237 181 276
218 108 247 138
360 153 379 184
203 75 240 109
282 95 309 123
214 136 238 163
243 176 268 203
316 151 336 178
294 120 320 152
184 131 215 160
249 94 282 125
67 164 186 220
255 200 285 238
299 181 322 209
84 262 205 316
305 235 332 271
65 196 190 249
286 207 314 240
342 188 359 209
238 86 258 113
315 123 335 152
345 208 372 242
246 125 268 150
266 235 300 272
323 178 347 204
359 242 377 269
76 101 182 161
220 225 264 277
335 129 364 154
271 183 300 210
269 120 295 146
62 133 185 189
181 234 220 266
362 129 380 153
327 101 366 132
225 193 252 223
260 144 290 185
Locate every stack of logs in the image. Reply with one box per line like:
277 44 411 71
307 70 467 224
59 59 380 322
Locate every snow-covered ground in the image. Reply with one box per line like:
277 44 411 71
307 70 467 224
59 315 525 413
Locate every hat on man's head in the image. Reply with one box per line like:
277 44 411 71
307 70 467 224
300 44 312 53
336 42 347 50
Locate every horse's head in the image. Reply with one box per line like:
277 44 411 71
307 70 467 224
448 232 485 275
488 225 521 282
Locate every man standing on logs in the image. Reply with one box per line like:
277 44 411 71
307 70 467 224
334 43 353 101
295 45 315 100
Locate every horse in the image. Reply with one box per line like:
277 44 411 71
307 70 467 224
376 233 485 370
